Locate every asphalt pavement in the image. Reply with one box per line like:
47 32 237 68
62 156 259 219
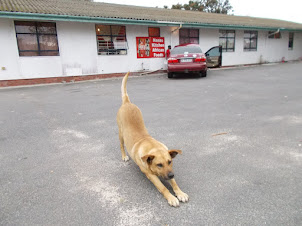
1 62 302 225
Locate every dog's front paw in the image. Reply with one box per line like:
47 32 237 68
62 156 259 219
167 195 179 207
122 156 129 162
176 191 189 203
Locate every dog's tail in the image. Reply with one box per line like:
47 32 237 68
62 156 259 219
121 72 130 104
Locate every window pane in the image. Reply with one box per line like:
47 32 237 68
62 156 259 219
179 37 190 44
149 27 160 37
227 38 234 49
244 39 250 49
17 34 38 50
244 32 251 38
37 22 56 34
19 51 39 56
112 36 127 49
96 25 111 35
227 31 235 37
219 30 227 38
98 36 111 50
189 37 199 44
15 21 36 33
251 31 257 38
250 39 257 49
179 29 189 37
40 51 59 56
39 35 58 51
96 25 127 55
171 46 202 54
219 38 226 49
111 25 126 36
207 47 220 57
190 29 199 37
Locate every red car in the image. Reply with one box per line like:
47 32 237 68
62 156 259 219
167 43 207 78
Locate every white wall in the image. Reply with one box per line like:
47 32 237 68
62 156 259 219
200 28 219 53
1 17 302 80
0 19 21 80
221 30 302 66
57 22 98 75
288 32 302 61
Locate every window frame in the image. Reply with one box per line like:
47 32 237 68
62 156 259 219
219 30 235 52
95 24 128 55
243 30 258 51
179 28 199 44
288 32 294 50
148 27 160 37
14 21 60 57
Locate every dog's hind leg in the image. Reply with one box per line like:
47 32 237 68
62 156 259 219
119 129 129 162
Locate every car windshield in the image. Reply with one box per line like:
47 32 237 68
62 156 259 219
171 46 202 55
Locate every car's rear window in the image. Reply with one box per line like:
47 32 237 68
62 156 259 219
171 46 202 55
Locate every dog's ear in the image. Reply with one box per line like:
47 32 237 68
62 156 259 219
141 155 155 164
169 149 182 158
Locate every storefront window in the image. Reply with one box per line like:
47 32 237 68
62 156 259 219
96 25 128 55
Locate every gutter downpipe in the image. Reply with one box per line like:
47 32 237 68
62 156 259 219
268 28 280 37
171 23 183 47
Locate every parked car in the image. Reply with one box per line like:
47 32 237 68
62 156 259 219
167 44 222 78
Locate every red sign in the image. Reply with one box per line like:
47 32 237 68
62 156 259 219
136 37 165 58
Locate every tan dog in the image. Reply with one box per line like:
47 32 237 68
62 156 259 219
116 72 189 207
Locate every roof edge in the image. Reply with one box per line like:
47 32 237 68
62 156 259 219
1 11 302 32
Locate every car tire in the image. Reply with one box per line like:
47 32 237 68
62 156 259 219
168 73 173 78
200 70 207 77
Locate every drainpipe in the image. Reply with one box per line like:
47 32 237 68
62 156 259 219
268 28 280 37
171 23 183 47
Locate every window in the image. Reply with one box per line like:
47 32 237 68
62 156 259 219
148 27 160 37
219 30 235 52
288 32 294 50
244 31 258 51
96 25 127 55
268 31 281 39
179 29 199 44
15 21 59 56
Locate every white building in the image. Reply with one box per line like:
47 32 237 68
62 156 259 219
0 0 302 86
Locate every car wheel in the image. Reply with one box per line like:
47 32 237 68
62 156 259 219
200 70 207 77
168 73 173 78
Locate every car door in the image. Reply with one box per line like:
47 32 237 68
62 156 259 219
205 46 222 68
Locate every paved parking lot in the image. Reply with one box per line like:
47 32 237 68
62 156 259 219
1 62 302 225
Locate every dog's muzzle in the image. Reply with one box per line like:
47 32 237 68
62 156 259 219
167 172 174 179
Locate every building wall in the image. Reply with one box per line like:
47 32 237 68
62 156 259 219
222 30 302 66
0 17 302 81
0 19 21 80
57 22 98 76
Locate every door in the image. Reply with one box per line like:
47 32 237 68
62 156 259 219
205 46 222 68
